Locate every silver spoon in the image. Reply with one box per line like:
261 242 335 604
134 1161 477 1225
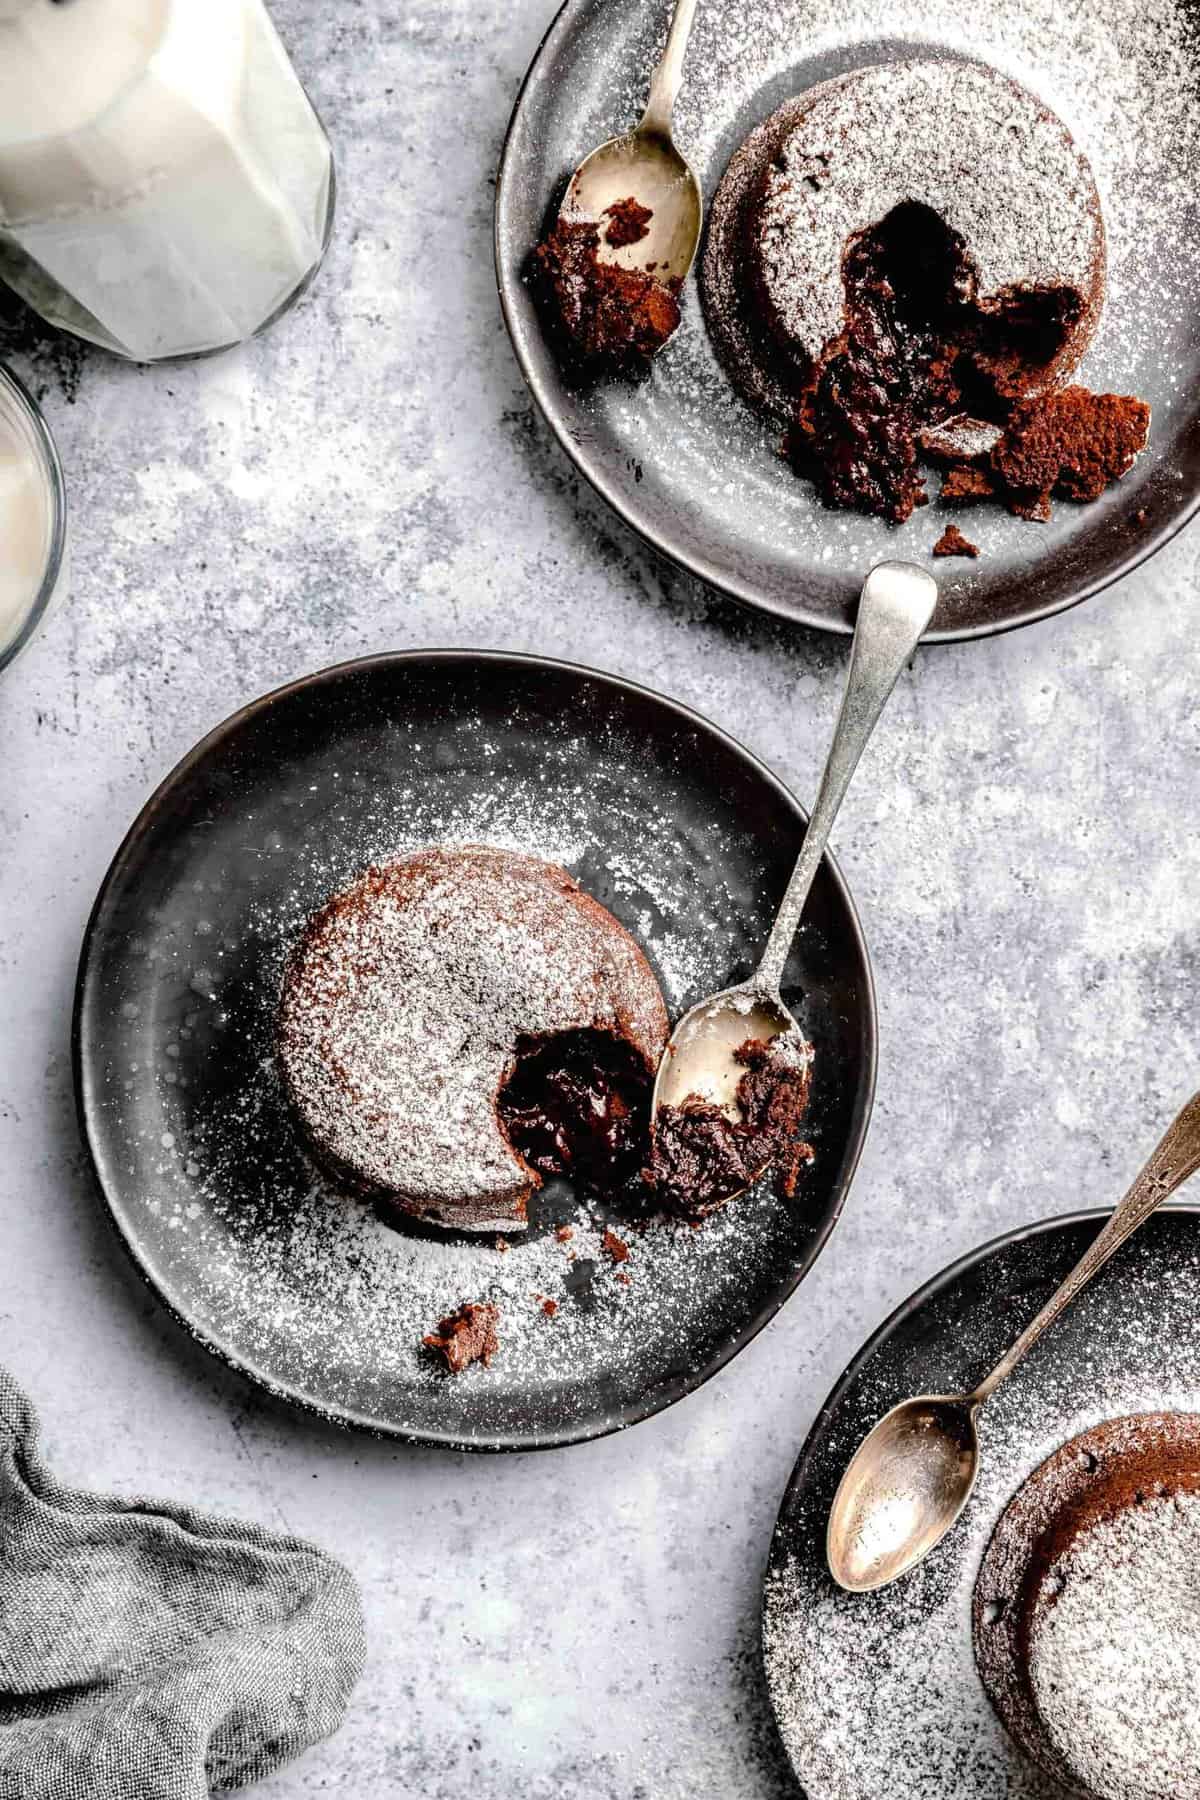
650 561 938 1192
827 1088 1200 1593
558 0 703 305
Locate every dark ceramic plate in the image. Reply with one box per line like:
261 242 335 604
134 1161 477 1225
761 1205 1200 1798
74 652 875 1451
496 0 1200 641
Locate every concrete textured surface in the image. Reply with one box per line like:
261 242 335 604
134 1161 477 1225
1 3 1199 1795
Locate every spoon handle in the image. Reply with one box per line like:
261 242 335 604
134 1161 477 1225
971 1089 1200 1407
640 0 700 138
754 562 936 998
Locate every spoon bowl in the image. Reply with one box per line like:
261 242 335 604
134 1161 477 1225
826 1395 980 1592
651 983 797 1116
560 130 702 289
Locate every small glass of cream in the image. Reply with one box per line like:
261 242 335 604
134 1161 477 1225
0 363 66 673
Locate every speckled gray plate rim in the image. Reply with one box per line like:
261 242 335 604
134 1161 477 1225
73 649 877 1452
495 0 1200 641
761 1204 1200 1798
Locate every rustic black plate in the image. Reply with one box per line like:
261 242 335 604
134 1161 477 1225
761 1205 1200 1798
496 0 1200 641
74 652 875 1451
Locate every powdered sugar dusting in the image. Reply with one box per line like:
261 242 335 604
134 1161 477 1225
756 60 1101 359
761 1220 1200 1798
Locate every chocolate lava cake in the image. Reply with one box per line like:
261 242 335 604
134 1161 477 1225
278 846 669 1233
701 58 1151 523
974 1412 1200 1800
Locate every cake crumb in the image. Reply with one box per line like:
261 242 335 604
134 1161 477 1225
940 465 996 505
649 1034 813 1214
993 387 1151 516
932 524 980 558
919 414 1003 463
423 1302 500 1374
604 197 653 247
602 1227 631 1264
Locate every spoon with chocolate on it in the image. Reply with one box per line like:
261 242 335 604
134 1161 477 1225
826 1088 1200 1594
648 561 937 1215
533 0 702 370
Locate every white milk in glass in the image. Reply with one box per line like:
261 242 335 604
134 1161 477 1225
0 389 53 664
0 0 334 362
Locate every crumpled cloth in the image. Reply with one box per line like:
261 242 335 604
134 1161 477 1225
0 1370 365 1799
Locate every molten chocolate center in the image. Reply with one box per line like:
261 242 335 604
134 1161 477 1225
497 1028 653 1197
789 200 1081 521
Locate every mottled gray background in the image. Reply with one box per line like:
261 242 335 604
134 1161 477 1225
1 3 1197 1795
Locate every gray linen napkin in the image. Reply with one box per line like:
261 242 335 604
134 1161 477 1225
0 1370 365 1799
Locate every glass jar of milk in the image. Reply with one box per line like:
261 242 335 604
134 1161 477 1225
0 0 335 363
0 365 66 673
